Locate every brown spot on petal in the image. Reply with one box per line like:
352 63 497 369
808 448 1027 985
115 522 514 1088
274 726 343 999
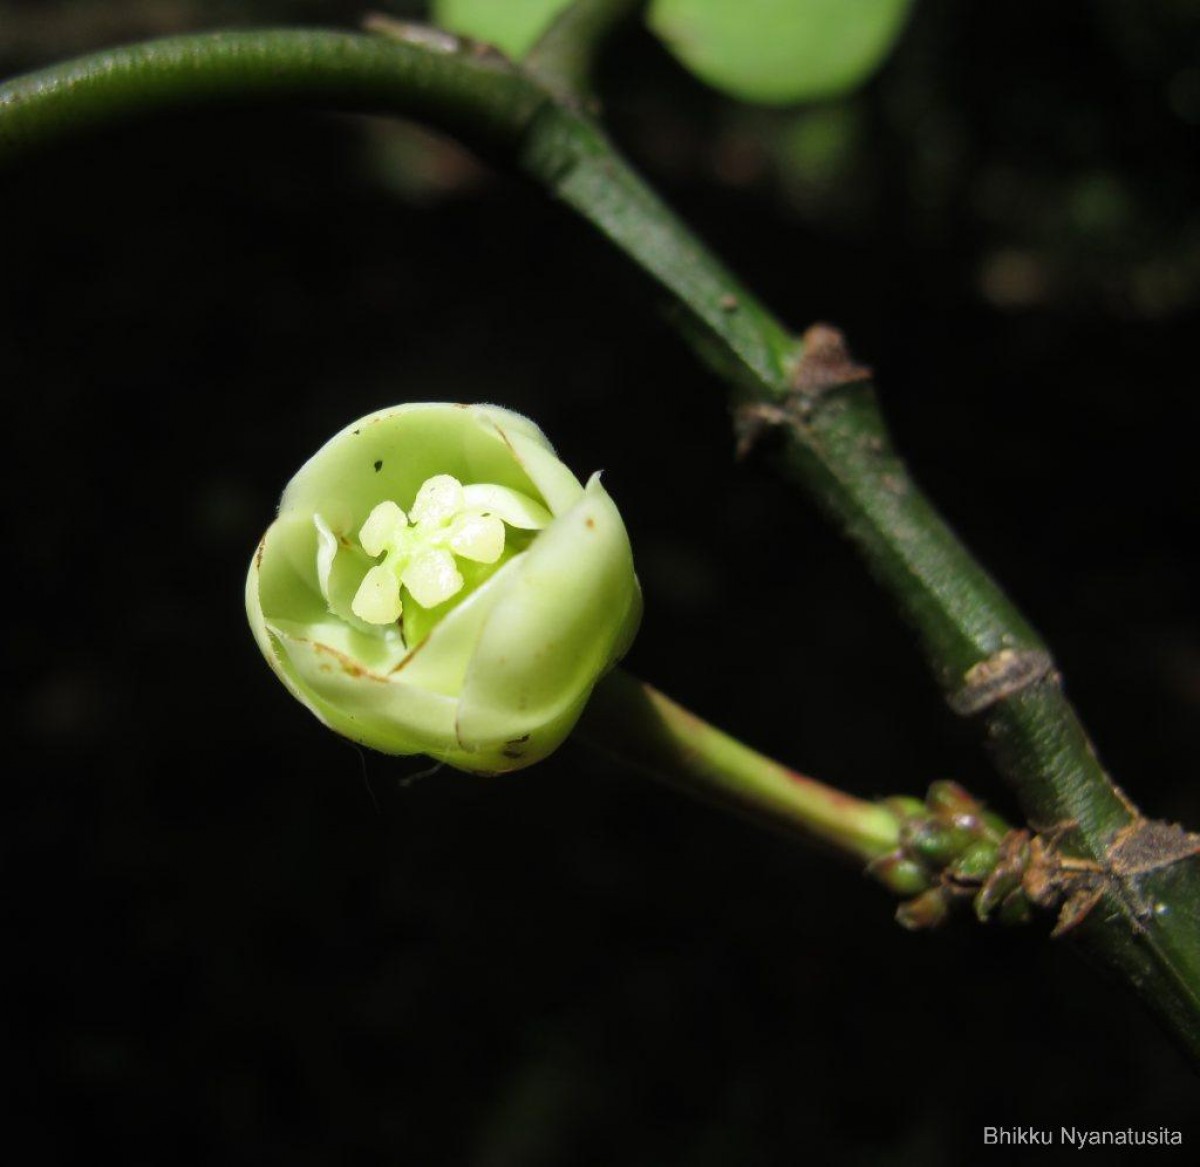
389 636 430 675
493 424 517 456
310 641 386 682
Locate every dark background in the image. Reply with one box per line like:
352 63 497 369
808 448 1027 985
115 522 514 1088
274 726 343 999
3 1 1198 1163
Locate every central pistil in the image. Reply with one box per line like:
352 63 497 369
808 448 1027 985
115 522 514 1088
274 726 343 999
350 474 529 625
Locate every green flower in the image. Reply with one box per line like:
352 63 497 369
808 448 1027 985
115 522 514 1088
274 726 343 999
246 403 641 773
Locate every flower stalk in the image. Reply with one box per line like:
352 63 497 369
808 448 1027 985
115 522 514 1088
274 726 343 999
583 671 1073 932
583 669 902 864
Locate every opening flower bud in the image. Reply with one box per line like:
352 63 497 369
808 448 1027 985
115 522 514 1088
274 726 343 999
246 403 642 773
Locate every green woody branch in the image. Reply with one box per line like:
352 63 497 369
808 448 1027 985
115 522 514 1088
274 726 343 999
2 25 1197 1060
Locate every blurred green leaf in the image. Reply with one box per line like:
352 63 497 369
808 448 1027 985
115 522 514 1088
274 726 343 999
648 0 916 105
431 0 575 57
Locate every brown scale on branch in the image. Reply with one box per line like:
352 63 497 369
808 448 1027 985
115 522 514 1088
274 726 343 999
734 322 872 458
947 648 1057 716
1030 817 1200 938
880 786 1200 937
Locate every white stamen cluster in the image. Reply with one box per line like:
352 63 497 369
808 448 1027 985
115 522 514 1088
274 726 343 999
351 474 506 624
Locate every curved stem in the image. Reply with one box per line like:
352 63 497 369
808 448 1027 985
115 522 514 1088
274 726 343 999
0 28 548 160
0 28 796 397
583 669 901 863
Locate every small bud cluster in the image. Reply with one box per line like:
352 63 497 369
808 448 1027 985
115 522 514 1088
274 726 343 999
866 781 1041 929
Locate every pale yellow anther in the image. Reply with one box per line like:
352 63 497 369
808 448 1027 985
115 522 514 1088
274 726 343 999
359 500 408 558
449 513 505 564
352 564 403 625
402 549 464 609
409 474 465 526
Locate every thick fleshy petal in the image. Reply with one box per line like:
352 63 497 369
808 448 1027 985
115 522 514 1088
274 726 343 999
281 404 553 527
494 424 585 516
252 512 326 628
461 483 552 530
387 556 522 696
267 625 461 757
251 511 407 673
313 515 384 632
314 515 340 603
455 474 640 758
263 622 534 773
